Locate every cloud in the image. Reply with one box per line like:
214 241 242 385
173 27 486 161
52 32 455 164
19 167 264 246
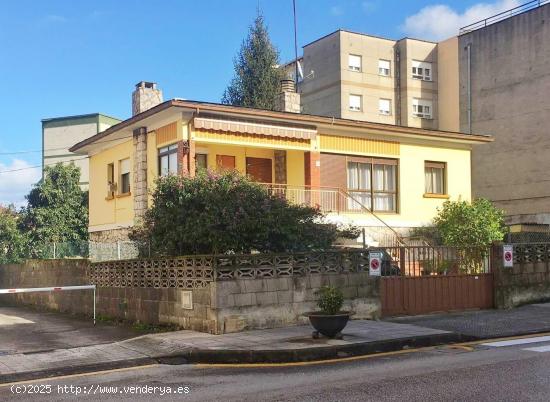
402 0 520 40
330 5 344 16
0 159 41 208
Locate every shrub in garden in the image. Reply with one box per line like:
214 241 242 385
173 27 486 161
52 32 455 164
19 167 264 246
316 286 344 315
131 170 359 256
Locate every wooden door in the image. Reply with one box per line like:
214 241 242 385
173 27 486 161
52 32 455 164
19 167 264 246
246 157 273 183
216 155 236 171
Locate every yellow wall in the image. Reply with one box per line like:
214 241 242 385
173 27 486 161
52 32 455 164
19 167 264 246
87 118 473 231
88 139 134 230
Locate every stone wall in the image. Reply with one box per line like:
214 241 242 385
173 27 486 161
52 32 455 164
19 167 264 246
0 251 382 334
89 228 132 242
213 272 379 333
0 260 92 315
493 244 550 309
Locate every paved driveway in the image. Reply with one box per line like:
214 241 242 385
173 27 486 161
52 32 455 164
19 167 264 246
0 306 145 355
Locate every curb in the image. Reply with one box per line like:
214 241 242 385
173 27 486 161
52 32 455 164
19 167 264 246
0 332 471 384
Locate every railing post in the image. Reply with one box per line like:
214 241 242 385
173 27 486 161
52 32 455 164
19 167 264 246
399 247 406 276
117 241 121 260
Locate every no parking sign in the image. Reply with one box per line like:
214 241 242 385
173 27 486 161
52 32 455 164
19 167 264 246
503 244 514 268
369 251 382 276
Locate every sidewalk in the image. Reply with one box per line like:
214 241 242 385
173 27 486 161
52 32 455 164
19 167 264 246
3 303 550 384
0 320 457 383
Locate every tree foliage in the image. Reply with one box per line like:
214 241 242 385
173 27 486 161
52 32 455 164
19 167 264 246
0 206 27 264
131 170 359 256
433 198 506 248
221 13 284 110
19 163 88 250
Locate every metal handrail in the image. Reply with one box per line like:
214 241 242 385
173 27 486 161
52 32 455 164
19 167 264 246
338 189 406 246
459 0 549 34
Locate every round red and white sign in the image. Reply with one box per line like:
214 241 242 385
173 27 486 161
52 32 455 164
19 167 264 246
370 259 380 270
504 251 513 262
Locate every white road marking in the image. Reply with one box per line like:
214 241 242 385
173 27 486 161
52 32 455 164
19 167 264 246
0 314 34 326
523 344 550 353
481 335 550 347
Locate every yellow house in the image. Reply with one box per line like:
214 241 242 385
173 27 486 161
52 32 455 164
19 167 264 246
70 86 491 245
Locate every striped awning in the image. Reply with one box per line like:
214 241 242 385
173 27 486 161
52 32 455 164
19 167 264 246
193 117 316 140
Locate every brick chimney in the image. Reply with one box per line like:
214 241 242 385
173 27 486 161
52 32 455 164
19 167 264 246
132 81 163 116
275 79 301 113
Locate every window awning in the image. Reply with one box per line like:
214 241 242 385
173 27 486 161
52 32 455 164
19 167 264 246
193 117 316 140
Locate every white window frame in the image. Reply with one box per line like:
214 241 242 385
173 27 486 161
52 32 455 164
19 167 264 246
348 54 362 72
378 98 391 115
119 158 131 194
412 60 432 81
378 59 391 76
349 94 362 112
412 98 433 119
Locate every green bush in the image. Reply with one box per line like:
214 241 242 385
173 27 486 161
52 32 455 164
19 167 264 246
0 206 27 264
316 286 344 315
131 170 359 255
433 198 506 248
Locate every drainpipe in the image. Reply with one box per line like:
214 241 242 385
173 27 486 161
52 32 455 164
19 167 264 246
466 43 472 134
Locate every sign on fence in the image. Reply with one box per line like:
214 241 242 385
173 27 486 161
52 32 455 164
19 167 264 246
503 244 514 268
369 251 382 276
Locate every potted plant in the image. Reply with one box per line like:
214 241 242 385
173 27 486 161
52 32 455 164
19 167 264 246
305 286 353 339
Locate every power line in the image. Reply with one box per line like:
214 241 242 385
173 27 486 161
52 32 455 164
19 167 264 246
0 156 90 175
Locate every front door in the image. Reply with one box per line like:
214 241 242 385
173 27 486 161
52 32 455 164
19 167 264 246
246 157 273 183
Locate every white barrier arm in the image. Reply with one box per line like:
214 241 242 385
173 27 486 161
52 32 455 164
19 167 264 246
0 285 97 325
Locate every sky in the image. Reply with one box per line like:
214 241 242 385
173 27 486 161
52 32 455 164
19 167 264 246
0 0 520 206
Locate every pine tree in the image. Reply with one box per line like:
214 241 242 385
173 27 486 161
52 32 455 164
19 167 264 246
222 13 284 110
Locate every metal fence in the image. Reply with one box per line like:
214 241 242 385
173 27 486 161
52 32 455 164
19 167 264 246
34 241 148 262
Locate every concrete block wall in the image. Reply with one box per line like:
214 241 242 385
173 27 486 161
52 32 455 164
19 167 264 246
212 272 380 334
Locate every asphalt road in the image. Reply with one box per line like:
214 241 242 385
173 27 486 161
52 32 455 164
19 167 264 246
3 335 550 401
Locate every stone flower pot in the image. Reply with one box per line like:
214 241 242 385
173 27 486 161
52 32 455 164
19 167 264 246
305 311 353 339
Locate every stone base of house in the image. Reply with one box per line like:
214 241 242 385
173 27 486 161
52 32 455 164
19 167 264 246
89 227 132 242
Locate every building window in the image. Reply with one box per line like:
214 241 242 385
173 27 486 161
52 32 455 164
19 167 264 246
378 59 390 76
347 160 397 212
158 144 178 176
107 163 115 198
119 158 131 194
349 94 362 111
425 161 446 195
379 98 391 115
348 54 362 72
196 153 207 170
412 60 432 81
412 98 433 119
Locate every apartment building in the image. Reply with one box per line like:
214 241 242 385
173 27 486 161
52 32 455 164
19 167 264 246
285 30 459 132
42 113 121 188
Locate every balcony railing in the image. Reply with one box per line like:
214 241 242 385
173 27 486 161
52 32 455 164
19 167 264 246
261 183 405 246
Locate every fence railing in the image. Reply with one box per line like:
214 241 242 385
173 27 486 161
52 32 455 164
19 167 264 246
88 246 490 289
459 0 550 34
381 245 491 276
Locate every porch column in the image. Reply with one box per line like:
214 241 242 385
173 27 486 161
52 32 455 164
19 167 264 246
133 127 148 223
304 151 321 207
178 139 196 176
274 150 287 184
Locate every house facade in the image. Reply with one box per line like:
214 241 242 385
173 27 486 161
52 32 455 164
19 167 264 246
70 83 491 245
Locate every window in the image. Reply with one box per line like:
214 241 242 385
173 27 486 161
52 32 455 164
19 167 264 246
412 60 432 81
107 163 115 198
349 94 362 111
348 54 362 72
119 158 131 195
195 153 207 170
412 98 433 119
347 159 397 212
425 162 446 195
158 144 178 176
378 59 390 76
379 99 391 115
